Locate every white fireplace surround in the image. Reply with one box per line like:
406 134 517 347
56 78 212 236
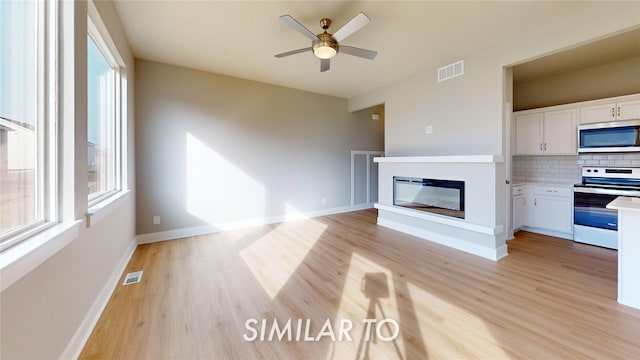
374 155 507 261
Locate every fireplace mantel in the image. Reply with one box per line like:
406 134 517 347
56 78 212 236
374 155 504 164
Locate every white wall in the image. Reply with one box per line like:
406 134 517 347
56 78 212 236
0 1 136 358
135 60 383 236
348 2 640 157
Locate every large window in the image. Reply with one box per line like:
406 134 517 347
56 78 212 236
87 21 121 205
0 0 56 250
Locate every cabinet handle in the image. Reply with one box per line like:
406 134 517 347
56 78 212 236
617 106 621 118
535 198 537 206
544 143 547 151
540 143 543 151
612 107 616 118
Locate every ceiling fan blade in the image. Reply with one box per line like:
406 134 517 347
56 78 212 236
339 45 377 60
320 58 330 72
279 15 319 41
274 47 312 58
332 12 371 42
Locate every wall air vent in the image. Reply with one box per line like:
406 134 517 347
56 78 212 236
123 271 143 285
437 60 464 82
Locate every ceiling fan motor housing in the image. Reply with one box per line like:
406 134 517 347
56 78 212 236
313 32 338 59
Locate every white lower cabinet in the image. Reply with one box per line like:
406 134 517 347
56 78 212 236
513 184 573 237
512 195 525 230
533 195 572 233
512 185 529 230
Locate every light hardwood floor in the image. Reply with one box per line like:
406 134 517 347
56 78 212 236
80 209 640 359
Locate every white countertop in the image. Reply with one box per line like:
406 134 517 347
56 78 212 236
607 196 640 212
374 155 504 164
512 182 575 187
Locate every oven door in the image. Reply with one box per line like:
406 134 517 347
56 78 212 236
573 187 621 231
574 186 640 249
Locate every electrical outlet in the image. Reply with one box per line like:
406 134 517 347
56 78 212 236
153 216 160 225
425 125 433 134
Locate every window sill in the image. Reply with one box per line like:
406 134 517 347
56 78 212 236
0 220 82 292
86 190 131 227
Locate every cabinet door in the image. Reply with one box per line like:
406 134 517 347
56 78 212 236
523 191 533 226
580 103 615 124
513 195 524 230
515 113 543 155
533 196 572 233
617 99 640 121
543 109 577 154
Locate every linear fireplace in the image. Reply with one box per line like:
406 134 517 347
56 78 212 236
393 176 465 219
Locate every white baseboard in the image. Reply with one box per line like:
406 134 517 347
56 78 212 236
519 226 573 240
136 203 374 244
377 217 507 261
495 244 509 260
60 238 137 360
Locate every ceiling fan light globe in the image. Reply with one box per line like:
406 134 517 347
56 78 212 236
314 46 337 59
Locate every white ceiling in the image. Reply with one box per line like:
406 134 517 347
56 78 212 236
112 1 637 99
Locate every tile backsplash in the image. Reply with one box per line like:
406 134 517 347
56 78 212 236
513 154 640 184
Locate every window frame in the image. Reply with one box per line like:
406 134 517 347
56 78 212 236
0 0 58 251
86 12 124 208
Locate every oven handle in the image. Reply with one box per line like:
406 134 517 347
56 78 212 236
574 187 640 197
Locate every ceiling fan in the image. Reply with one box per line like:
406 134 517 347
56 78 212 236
275 12 378 72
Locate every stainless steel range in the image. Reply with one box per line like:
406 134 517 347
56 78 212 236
574 167 640 249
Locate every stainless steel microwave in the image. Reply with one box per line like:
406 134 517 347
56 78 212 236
578 119 640 153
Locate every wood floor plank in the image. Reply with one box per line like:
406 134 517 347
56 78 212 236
80 209 640 359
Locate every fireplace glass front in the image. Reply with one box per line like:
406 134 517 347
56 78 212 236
393 176 465 219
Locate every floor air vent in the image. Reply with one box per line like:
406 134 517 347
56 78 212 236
123 271 143 285
437 60 464 82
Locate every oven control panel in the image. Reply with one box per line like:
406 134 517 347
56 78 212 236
582 167 640 178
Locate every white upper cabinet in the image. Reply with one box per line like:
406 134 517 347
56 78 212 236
543 109 578 154
581 99 640 124
515 109 577 155
514 94 640 156
618 99 640 121
515 113 543 154
581 103 616 123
